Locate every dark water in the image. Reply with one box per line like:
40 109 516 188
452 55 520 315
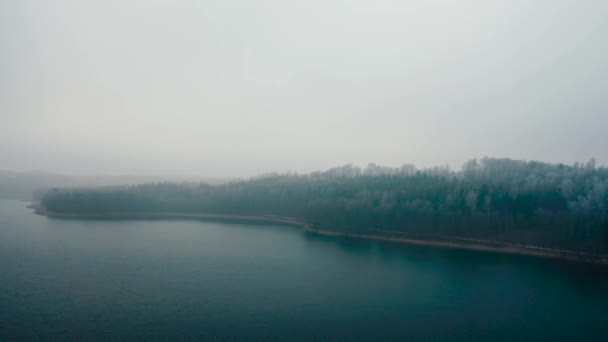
1 200 608 341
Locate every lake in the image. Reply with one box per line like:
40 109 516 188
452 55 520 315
1 199 607 341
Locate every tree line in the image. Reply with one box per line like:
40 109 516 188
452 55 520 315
41 157 608 253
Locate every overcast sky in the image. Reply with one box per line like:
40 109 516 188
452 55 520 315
2 0 607 177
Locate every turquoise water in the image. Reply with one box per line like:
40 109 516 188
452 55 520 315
1 199 607 341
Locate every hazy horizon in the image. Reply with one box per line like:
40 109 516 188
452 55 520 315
3 0 608 177
0 155 603 179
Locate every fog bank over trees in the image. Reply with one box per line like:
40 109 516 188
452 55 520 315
2 1 608 175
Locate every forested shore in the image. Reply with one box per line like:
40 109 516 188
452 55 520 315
39 157 608 255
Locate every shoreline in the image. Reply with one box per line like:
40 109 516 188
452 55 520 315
30 203 308 227
31 203 608 265
302 227 608 265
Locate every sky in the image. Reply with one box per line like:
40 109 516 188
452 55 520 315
2 0 607 177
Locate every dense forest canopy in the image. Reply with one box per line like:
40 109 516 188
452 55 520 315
42 158 608 253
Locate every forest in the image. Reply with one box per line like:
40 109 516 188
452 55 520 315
41 158 608 254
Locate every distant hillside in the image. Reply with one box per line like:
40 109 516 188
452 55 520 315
0 170 232 200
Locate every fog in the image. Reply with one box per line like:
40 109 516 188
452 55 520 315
2 0 607 177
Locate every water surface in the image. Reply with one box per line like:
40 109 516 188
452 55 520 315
1 199 607 341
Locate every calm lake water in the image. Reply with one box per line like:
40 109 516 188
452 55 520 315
1 199 608 341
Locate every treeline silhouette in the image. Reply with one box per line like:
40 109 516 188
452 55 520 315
42 158 608 253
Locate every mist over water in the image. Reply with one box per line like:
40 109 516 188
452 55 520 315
3 2 608 340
